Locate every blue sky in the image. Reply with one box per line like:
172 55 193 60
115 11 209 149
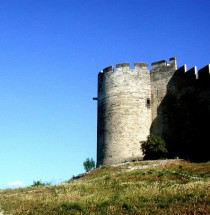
0 0 209 189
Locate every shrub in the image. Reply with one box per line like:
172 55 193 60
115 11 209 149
83 158 95 172
31 180 51 187
141 134 168 160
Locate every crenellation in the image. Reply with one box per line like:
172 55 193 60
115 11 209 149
198 64 210 79
151 58 177 71
174 66 200 88
186 66 198 80
174 65 187 90
169 57 176 61
134 62 148 69
169 57 177 69
175 64 187 76
198 64 210 89
103 65 114 74
151 59 167 69
116 63 130 71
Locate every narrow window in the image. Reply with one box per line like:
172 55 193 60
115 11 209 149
146 98 151 108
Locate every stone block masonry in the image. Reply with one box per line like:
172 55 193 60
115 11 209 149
97 62 151 166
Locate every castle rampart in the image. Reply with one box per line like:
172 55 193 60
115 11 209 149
150 61 210 161
95 57 210 166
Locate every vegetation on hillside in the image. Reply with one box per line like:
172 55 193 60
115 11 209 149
141 134 168 160
31 180 51 187
0 160 209 214
83 157 95 172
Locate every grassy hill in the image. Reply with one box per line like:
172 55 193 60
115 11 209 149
0 159 209 214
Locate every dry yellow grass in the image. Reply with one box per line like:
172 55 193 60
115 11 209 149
0 159 209 214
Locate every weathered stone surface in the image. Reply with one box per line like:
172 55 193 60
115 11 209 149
97 63 151 166
150 58 177 137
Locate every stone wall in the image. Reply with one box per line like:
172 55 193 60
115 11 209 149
150 62 210 161
95 57 209 166
150 57 177 139
164 64 209 161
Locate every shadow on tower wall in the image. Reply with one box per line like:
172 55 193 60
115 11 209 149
150 65 210 162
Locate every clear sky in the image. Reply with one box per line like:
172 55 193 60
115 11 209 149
0 0 209 189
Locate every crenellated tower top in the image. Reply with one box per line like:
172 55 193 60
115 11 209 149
98 62 148 76
151 57 177 70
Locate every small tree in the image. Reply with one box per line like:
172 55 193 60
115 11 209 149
83 158 95 172
31 180 51 187
141 134 168 160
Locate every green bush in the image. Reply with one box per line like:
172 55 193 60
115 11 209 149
141 134 168 160
83 158 95 172
31 180 51 187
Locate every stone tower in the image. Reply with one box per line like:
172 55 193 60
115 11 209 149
96 62 152 166
96 58 177 166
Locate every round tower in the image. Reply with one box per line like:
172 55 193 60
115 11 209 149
96 62 152 166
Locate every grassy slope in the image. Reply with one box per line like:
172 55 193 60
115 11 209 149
0 159 209 215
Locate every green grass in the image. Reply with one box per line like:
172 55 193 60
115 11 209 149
0 159 209 214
